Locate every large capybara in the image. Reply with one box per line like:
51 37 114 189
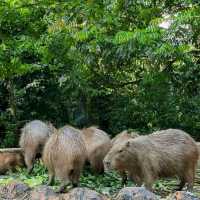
197 142 200 166
104 129 199 191
19 120 56 173
111 130 139 146
110 130 139 185
0 152 24 174
43 125 87 193
81 126 111 174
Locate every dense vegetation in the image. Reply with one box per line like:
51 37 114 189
0 0 200 147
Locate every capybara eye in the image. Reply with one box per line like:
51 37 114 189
118 150 123 153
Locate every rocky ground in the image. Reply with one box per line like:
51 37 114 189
0 182 199 200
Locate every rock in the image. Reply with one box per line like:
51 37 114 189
30 185 59 200
115 187 159 200
0 182 30 200
60 187 108 200
166 191 200 200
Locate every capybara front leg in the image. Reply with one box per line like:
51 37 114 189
55 182 66 193
119 171 127 186
177 178 185 191
24 152 35 174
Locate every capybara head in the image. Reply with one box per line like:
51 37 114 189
104 140 134 172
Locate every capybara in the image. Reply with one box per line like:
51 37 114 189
81 126 111 173
110 130 139 185
0 152 24 174
43 125 87 193
104 129 199 191
197 142 200 166
111 130 139 146
19 120 56 173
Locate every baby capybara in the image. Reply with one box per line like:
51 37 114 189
104 129 199 191
43 125 87 193
81 126 111 173
0 152 24 174
110 130 139 185
19 120 56 173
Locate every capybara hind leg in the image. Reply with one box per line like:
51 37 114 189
47 173 55 186
185 169 195 192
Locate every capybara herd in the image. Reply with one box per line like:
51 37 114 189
0 120 199 193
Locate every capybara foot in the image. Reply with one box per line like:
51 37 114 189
55 185 66 193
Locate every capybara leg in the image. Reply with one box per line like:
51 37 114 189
91 159 104 174
55 182 66 193
119 171 127 186
24 152 35 174
177 178 185 191
47 173 55 186
71 171 80 187
129 173 142 187
185 169 195 192
143 174 154 191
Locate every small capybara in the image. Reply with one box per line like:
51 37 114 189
0 152 24 174
43 125 87 193
104 129 199 191
19 120 56 173
110 130 139 185
111 130 139 146
81 126 111 173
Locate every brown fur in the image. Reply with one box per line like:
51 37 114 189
110 130 139 184
197 142 200 155
81 127 111 174
197 142 200 166
111 130 139 146
104 129 199 191
0 152 24 174
43 125 87 192
19 120 56 173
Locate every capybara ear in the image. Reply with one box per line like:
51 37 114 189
126 141 131 147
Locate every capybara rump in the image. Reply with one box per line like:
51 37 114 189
19 120 56 173
43 125 87 192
